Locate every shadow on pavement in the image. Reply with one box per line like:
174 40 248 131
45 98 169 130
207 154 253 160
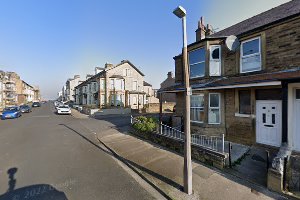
0 167 68 200
59 123 173 200
86 116 290 200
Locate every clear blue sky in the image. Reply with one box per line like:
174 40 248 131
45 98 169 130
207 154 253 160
0 0 289 99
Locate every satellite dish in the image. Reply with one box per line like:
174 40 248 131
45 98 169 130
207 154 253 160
225 35 240 51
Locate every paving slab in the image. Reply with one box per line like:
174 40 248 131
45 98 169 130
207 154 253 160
95 125 288 200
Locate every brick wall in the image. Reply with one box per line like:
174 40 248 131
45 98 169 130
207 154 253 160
224 89 255 145
265 17 300 72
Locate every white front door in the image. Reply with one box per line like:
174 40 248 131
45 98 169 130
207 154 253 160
256 100 282 147
293 89 300 151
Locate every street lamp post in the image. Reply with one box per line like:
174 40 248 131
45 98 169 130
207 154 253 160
173 6 192 195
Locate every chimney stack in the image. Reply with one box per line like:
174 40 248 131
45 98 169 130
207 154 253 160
105 63 114 69
206 24 214 36
195 16 206 42
95 67 104 75
167 71 173 79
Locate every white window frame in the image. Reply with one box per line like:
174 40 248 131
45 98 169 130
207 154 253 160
240 36 261 73
126 69 131 76
110 79 115 90
208 93 221 124
209 45 221 76
189 48 206 79
190 94 204 123
133 81 138 91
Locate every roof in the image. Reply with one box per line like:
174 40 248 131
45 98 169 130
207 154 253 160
210 0 300 38
75 60 144 88
160 68 300 92
143 81 152 87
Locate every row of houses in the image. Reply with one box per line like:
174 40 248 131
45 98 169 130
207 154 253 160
59 60 160 110
0 71 41 111
161 0 300 153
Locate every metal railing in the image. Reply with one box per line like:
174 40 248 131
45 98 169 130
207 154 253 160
130 115 225 153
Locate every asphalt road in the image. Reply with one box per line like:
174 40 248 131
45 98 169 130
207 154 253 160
0 103 156 200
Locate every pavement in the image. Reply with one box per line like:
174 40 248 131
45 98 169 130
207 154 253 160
0 102 161 200
74 113 291 200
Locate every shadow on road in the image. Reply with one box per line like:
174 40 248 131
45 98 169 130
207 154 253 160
59 123 173 200
0 167 68 200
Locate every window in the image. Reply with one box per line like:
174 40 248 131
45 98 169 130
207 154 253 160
190 94 204 123
189 48 206 78
209 45 221 76
296 89 300 100
100 94 105 106
209 93 221 124
100 79 105 90
126 69 131 76
110 79 114 89
133 81 137 91
115 79 124 90
240 37 261 73
239 90 251 114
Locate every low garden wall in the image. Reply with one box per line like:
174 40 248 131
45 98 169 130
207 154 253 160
130 126 228 169
287 154 300 193
144 102 176 113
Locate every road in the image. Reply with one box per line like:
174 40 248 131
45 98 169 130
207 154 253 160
0 102 156 200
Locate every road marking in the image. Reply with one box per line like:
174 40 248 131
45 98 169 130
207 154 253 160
31 115 50 118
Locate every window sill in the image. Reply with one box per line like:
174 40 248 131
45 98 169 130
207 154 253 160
190 76 205 80
208 122 221 125
240 69 262 74
235 113 255 118
191 120 204 124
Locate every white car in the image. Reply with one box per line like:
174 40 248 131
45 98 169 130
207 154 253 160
57 105 71 115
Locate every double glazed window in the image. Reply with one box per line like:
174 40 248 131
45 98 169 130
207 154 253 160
208 93 221 124
240 37 261 73
239 90 251 114
189 48 206 78
190 94 204 123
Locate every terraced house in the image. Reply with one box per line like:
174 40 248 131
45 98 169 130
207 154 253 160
75 60 156 109
163 0 300 152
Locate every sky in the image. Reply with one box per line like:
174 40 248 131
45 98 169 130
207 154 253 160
0 0 290 99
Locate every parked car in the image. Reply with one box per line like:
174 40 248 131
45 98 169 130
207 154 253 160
1 106 22 120
55 102 64 110
57 105 71 115
32 102 41 107
20 105 32 113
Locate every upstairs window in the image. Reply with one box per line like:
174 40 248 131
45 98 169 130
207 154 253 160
133 81 138 91
110 79 114 89
189 48 206 78
100 79 105 90
209 45 221 76
240 37 261 73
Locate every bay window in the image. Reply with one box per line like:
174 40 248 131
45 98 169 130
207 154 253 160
189 48 206 78
240 37 261 73
208 93 221 124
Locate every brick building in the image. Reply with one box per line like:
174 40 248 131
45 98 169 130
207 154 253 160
161 1 300 152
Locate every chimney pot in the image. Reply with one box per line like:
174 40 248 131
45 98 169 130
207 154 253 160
196 16 206 42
